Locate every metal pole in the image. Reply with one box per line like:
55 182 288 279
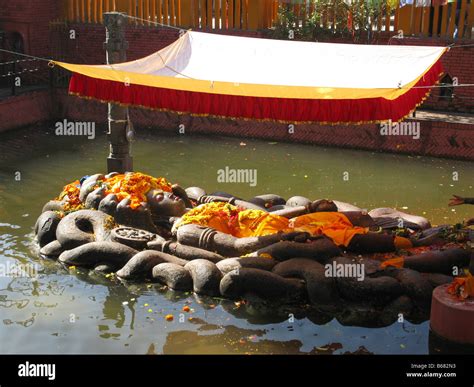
103 12 133 173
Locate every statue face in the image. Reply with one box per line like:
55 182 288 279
149 190 186 217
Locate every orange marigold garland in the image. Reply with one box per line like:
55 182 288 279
102 173 172 210
216 203 245 233
447 273 474 300
55 180 83 211
54 173 172 211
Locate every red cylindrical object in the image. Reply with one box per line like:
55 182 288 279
430 284 474 345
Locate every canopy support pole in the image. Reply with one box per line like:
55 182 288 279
103 12 133 173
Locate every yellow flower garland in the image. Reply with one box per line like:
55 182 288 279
103 173 172 209
55 172 172 211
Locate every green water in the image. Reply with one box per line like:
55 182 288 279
0 125 473 354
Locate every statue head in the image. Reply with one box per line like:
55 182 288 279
147 189 187 217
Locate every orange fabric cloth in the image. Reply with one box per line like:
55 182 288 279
381 257 405 269
290 211 367 247
291 212 368 247
393 236 413 250
178 202 368 247
235 210 290 237
177 202 289 237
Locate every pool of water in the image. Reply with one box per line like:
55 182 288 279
0 125 473 354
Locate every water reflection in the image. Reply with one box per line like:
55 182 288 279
0 295 29 309
429 330 474 355
72 270 139 337
162 321 375 355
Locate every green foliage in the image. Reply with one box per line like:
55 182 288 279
271 0 393 42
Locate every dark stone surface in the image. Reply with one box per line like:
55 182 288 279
336 275 403 305
116 250 188 279
404 248 471 275
152 263 193 291
166 242 224 263
41 200 66 213
35 210 61 247
177 224 284 257
114 198 157 233
58 241 137 268
220 268 305 302
395 268 433 306
421 272 454 288
146 238 166 251
84 186 106 210
380 295 413 327
368 207 431 230
98 193 119 216
56 209 113 250
286 196 312 207
266 204 291 212
184 186 206 201
217 257 278 275
111 227 159 250
249 194 286 208
272 258 340 306
209 191 236 199
347 233 396 254
330 256 382 276
39 240 64 258
254 239 341 262
147 190 187 217
171 184 193 209
79 173 103 203
184 259 222 296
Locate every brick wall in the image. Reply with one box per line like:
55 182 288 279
54 89 474 161
0 0 60 57
0 90 52 133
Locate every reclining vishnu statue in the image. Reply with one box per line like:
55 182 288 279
34 171 474 327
